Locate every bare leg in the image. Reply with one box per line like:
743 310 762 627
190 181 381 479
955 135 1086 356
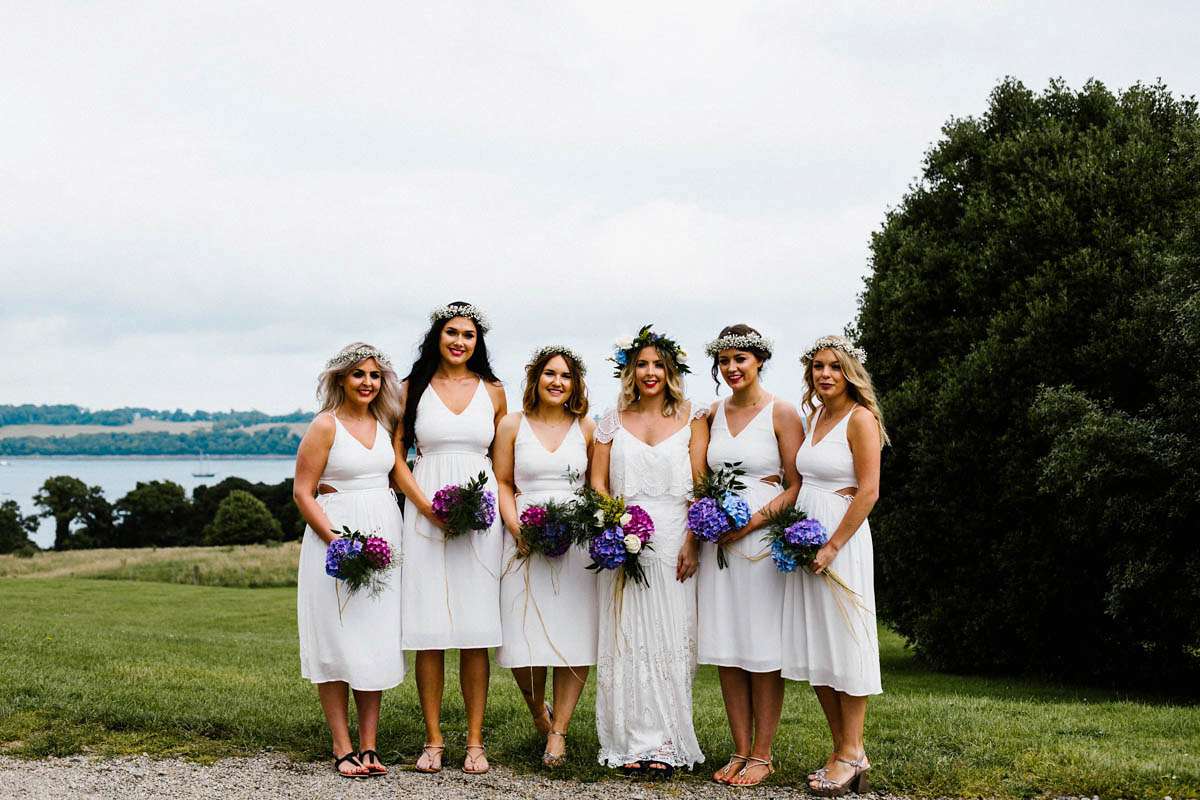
544 665 589 759
318 681 365 777
352 689 384 772
714 666 753 781
415 650 445 770
812 684 844 774
509 665 551 734
811 691 869 788
729 670 785 785
461 648 491 771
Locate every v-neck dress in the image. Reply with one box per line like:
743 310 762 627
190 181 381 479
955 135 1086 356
593 405 705 769
781 405 881 695
696 399 786 672
495 415 598 668
401 380 504 650
297 414 405 690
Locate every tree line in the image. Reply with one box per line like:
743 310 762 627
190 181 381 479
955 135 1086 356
0 475 309 555
0 427 302 456
0 404 311 427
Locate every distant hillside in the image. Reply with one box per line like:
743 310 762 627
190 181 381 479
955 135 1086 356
0 404 311 427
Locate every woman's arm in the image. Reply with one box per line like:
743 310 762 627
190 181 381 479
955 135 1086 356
389 381 445 530
811 408 881 575
493 413 524 551
677 409 709 582
589 440 612 496
292 415 337 544
717 399 804 544
485 380 508 461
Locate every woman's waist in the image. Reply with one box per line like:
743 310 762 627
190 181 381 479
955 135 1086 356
417 447 490 458
799 480 858 496
317 477 391 493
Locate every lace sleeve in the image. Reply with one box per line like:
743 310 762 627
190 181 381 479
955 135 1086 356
594 407 620 444
688 401 708 421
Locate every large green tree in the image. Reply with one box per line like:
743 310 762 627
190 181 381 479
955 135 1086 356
114 481 192 548
855 78 1200 681
33 476 115 550
0 500 38 555
203 490 283 546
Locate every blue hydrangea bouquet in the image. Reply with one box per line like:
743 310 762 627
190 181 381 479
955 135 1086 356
688 461 753 569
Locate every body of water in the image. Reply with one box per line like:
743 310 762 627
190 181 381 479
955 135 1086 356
0 456 296 549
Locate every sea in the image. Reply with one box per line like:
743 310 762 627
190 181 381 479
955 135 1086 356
0 456 296 549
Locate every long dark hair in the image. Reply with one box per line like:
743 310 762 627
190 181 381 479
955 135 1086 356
401 301 500 453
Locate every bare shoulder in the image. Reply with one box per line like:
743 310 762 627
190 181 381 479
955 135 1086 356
847 406 881 445
484 379 506 402
300 413 336 447
496 411 522 437
578 414 597 439
772 398 802 424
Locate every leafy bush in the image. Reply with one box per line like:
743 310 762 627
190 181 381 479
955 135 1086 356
203 490 283 546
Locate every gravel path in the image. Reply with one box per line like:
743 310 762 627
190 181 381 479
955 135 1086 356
0 753 889 800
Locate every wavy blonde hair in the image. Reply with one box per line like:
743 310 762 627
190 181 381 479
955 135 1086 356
317 342 402 433
802 335 890 447
617 344 686 417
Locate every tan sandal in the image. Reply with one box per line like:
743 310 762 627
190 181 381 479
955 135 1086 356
808 753 869 796
414 743 444 773
462 743 489 774
713 753 748 783
731 755 774 786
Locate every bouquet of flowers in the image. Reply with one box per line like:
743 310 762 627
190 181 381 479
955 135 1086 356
688 461 753 569
325 525 396 620
572 487 654 588
516 499 576 558
431 471 496 537
761 506 859 596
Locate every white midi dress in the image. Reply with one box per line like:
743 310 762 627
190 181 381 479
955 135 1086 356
696 399 786 672
297 415 405 690
401 380 504 651
781 405 881 696
495 416 598 668
594 405 705 769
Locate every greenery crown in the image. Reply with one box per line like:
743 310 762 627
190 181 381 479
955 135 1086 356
704 332 774 358
429 303 491 333
608 324 691 377
528 345 587 377
800 336 867 365
326 346 392 370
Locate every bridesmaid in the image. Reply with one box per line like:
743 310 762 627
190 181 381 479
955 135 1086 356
696 325 802 786
391 302 507 775
294 343 405 778
782 335 888 797
494 345 597 767
590 325 708 778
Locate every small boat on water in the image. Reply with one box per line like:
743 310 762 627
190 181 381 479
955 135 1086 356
192 455 216 478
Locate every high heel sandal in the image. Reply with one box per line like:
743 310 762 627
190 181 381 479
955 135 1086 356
414 743 444 773
531 701 554 734
713 753 748 783
732 755 774 787
807 753 869 797
542 731 567 767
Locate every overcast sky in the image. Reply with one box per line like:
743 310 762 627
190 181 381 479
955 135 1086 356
3 1 1198 416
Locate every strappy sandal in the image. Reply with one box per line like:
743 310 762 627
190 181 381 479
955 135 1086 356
644 760 675 780
542 731 567 767
332 751 368 779
531 701 554 735
414 743 444 773
731 755 774 787
357 748 387 776
620 761 645 776
808 753 870 797
462 743 489 774
713 753 748 783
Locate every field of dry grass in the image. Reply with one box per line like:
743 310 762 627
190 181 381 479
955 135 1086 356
0 419 214 439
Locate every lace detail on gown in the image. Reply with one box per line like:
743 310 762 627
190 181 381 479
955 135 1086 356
595 407 620 444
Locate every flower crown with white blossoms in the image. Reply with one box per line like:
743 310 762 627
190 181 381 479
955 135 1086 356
429 303 491 334
528 344 587 377
704 331 774 358
800 336 867 365
326 346 393 370
609 324 691 377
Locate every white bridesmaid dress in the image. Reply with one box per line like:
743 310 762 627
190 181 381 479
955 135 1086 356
781 405 881 696
401 380 504 651
696 399 786 672
297 414 405 690
495 416 598 668
593 405 705 769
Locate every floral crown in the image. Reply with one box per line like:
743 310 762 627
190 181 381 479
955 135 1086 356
704 331 774 358
326 346 393 370
609 324 691 377
429 303 491 334
528 345 587 377
800 336 867 365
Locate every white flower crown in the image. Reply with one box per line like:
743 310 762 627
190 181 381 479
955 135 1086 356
800 336 867 365
704 332 774 358
326 346 393 370
528 345 587 377
429 303 491 333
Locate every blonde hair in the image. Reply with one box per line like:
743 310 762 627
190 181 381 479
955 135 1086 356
617 344 686 417
802 335 890 447
522 349 589 418
317 342 402 433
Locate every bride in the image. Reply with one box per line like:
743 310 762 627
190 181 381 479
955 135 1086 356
589 325 708 779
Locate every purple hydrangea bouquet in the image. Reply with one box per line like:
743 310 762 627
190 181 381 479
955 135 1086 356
572 487 654 588
517 499 576 558
431 471 497 538
688 461 753 569
325 525 396 620
761 506 860 601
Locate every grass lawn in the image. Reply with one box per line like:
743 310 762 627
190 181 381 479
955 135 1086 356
0 576 1196 798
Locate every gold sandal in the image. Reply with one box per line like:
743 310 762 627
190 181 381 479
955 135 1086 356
808 753 869 796
713 754 748 783
542 731 567 767
732 755 774 786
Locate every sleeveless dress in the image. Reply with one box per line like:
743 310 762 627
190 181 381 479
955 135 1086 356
495 416 598 668
593 405 705 769
696 399 786 672
297 415 405 690
401 380 504 650
781 405 881 696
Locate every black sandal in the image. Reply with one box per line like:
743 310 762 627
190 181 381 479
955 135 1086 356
644 760 675 780
620 760 645 776
358 748 387 776
333 751 368 779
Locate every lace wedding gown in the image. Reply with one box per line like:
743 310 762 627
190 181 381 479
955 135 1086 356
593 405 705 769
